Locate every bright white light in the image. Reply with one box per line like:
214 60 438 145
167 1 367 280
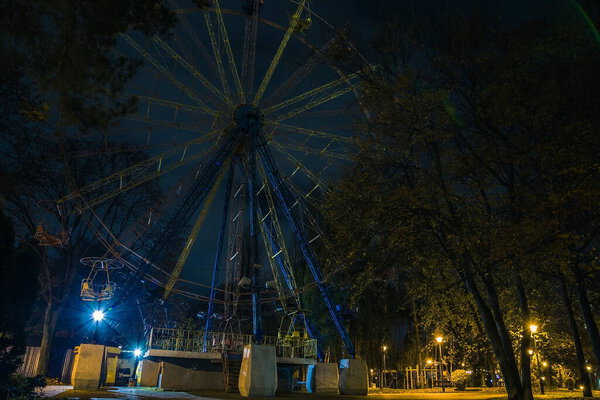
92 310 105 322
134 348 142 357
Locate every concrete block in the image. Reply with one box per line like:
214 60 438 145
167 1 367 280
138 359 160 387
339 358 368 395
104 347 120 385
159 362 224 391
307 362 339 393
238 344 277 397
72 344 105 390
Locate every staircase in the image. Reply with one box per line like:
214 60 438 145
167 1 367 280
223 352 242 393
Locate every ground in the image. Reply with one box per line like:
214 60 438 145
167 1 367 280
44 386 599 400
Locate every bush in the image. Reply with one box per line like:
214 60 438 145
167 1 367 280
564 376 575 390
451 369 470 391
3 374 46 399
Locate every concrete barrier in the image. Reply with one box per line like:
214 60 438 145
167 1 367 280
104 347 120 385
72 344 105 390
307 362 339 393
138 359 160 387
159 362 224 391
238 344 277 397
339 358 368 395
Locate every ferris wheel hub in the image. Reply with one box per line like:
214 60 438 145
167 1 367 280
233 104 265 131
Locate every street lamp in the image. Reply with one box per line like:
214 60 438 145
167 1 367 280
382 345 388 389
436 336 445 392
92 310 105 322
529 325 544 395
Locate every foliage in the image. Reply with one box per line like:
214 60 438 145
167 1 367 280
451 369 470 391
0 209 41 397
0 0 175 375
3 375 45 400
0 0 175 131
564 376 575 390
325 5 600 400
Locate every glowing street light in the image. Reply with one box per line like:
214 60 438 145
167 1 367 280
381 345 388 388
426 359 433 364
528 349 534 355
92 310 105 322
530 325 544 395
435 336 445 392
542 362 548 367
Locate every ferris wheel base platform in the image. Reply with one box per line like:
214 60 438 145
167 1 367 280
144 348 316 365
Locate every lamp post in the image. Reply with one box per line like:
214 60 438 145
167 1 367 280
92 309 104 344
529 325 545 395
382 345 388 389
436 336 445 392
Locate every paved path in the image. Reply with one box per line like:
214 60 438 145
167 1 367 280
46 387 599 400
42 385 73 397
114 388 221 400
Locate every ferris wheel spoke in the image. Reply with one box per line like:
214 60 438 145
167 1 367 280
265 73 357 116
121 34 219 116
171 1 221 83
241 9 259 98
272 86 354 123
203 12 233 105
124 114 215 136
163 161 230 300
57 132 220 214
152 35 227 104
270 140 332 195
263 36 339 108
129 94 217 116
212 0 244 103
274 137 352 161
268 122 353 143
253 0 307 105
257 164 300 304
256 216 289 310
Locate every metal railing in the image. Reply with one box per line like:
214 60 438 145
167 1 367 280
147 327 317 359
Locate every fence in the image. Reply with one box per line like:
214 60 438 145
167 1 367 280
148 327 317 359
18 347 40 377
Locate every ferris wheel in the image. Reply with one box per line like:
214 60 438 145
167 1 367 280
56 0 363 358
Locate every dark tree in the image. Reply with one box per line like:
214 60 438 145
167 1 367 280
0 207 41 397
325 6 600 400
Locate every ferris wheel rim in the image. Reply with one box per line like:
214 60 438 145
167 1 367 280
58 0 367 307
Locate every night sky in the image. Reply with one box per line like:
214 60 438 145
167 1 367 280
104 0 579 304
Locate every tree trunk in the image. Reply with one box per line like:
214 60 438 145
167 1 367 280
560 274 593 397
35 301 60 376
514 272 534 400
571 263 600 368
459 269 525 400
411 297 424 388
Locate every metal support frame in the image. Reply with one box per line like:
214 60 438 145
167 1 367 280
115 129 240 306
203 163 235 351
255 130 356 358
248 126 262 344
259 218 326 361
